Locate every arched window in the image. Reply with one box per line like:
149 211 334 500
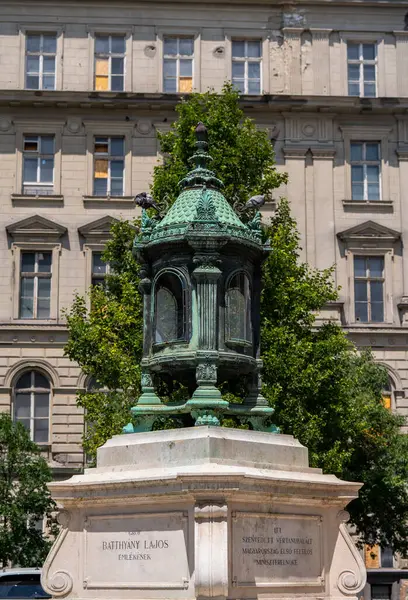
13 370 50 443
382 375 395 411
154 272 187 343
225 271 252 343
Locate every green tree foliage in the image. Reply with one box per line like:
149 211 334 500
64 87 408 553
0 413 58 567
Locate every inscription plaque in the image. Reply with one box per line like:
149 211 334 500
84 512 189 589
232 512 323 588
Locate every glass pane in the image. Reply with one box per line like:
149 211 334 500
40 158 54 183
37 297 51 319
95 75 109 90
371 585 392 600
110 138 124 156
16 372 32 389
371 281 383 303
15 394 30 418
367 183 380 200
347 43 359 60
351 165 364 182
371 302 384 322
350 143 363 162
43 56 55 73
34 419 48 443
38 278 51 298
354 280 368 302
23 157 38 182
366 143 379 161
232 79 245 93
247 41 261 58
17 419 31 434
111 57 124 75
110 160 124 178
180 59 192 77
21 252 35 272
368 257 384 277
95 35 109 54
232 62 245 78
94 177 108 195
164 77 177 93
364 83 376 97
348 64 360 82
110 178 124 195
364 64 375 82
43 35 57 54
163 59 177 77
95 137 108 153
355 302 368 322
179 38 193 56
35 372 50 389
20 278 34 318
26 55 39 73
155 288 177 342
37 252 52 273
95 159 108 178
248 62 260 78
354 256 366 277
352 184 364 200
163 37 177 56
179 77 192 93
34 393 49 417
92 253 106 274
363 43 376 61
40 136 54 154
43 73 56 89
27 35 41 53
111 75 124 91
248 80 261 94
20 277 34 297
232 41 245 58
111 36 125 54
348 82 359 96
367 165 379 183
95 57 109 76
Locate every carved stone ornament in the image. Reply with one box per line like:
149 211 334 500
136 119 153 135
0 117 12 132
196 362 217 382
42 511 74 597
336 520 367 596
65 118 82 134
194 503 228 598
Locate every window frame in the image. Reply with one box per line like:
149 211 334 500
157 29 201 93
231 39 263 95
350 141 381 201
225 270 253 345
225 32 269 95
13 369 51 445
353 255 385 323
91 251 111 288
18 25 63 91
339 32 385 97
152 268 190 346
92 135 125 197
162 35 194 93
25 32 57 91
94 34 126 92
22 135 55 196
87 27 132 92
347 41 377 97
19 250 53 320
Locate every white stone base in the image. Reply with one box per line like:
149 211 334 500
42 427 366 600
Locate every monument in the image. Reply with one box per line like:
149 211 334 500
41 124 366 600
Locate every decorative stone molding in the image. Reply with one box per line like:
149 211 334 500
282 145 309 159
0 116 13 133
135 119 153 135
337 220 400 245
6 214 67 243
41 510 73 597
78 215 121 245
194 503 228 598
342 199 393 213
336 522 366 596
310 146 336 159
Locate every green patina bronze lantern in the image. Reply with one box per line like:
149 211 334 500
123 123 277 432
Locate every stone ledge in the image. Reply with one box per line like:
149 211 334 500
342 199 393 212
83 195 135 205
11 193 64 204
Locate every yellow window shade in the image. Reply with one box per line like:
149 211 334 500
94 141 109 154
95 76 109 91
365 544 380 568
95 58 109 76
94 159 108 178
382 394 392 410
179 77 193 93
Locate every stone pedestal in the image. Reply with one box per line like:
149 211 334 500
42 427 366 600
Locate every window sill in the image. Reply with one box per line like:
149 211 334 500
342 199 393 213
83 195 135 204
12 193 64 204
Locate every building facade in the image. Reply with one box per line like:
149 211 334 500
1 0 408 593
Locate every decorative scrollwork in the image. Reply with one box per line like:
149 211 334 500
337 570 363 595
47 571 73 597
196 187 217 221
141 372 154 389
196 363 217 383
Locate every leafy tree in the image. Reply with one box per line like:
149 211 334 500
64 87 408 553
0 414 58 567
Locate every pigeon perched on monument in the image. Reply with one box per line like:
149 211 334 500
134 192 159 211
245 194 266 210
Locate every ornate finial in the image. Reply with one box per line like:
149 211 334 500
179 123 223 191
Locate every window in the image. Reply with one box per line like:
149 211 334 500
350 142 380 201
19 251 52 319
14 370 50 444
94 35 125 91
347 42 376 97
354 256 384 323
91 252 110 287
25 33 56 90
225 271 252 343
22 135 54 195
232 40 262 95
371 586 392 600
380 546 394 568
93 136 124 196
154 272 187 343
163 37 193 93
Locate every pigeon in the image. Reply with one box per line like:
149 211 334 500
245 194 266 210
134 192 159 211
